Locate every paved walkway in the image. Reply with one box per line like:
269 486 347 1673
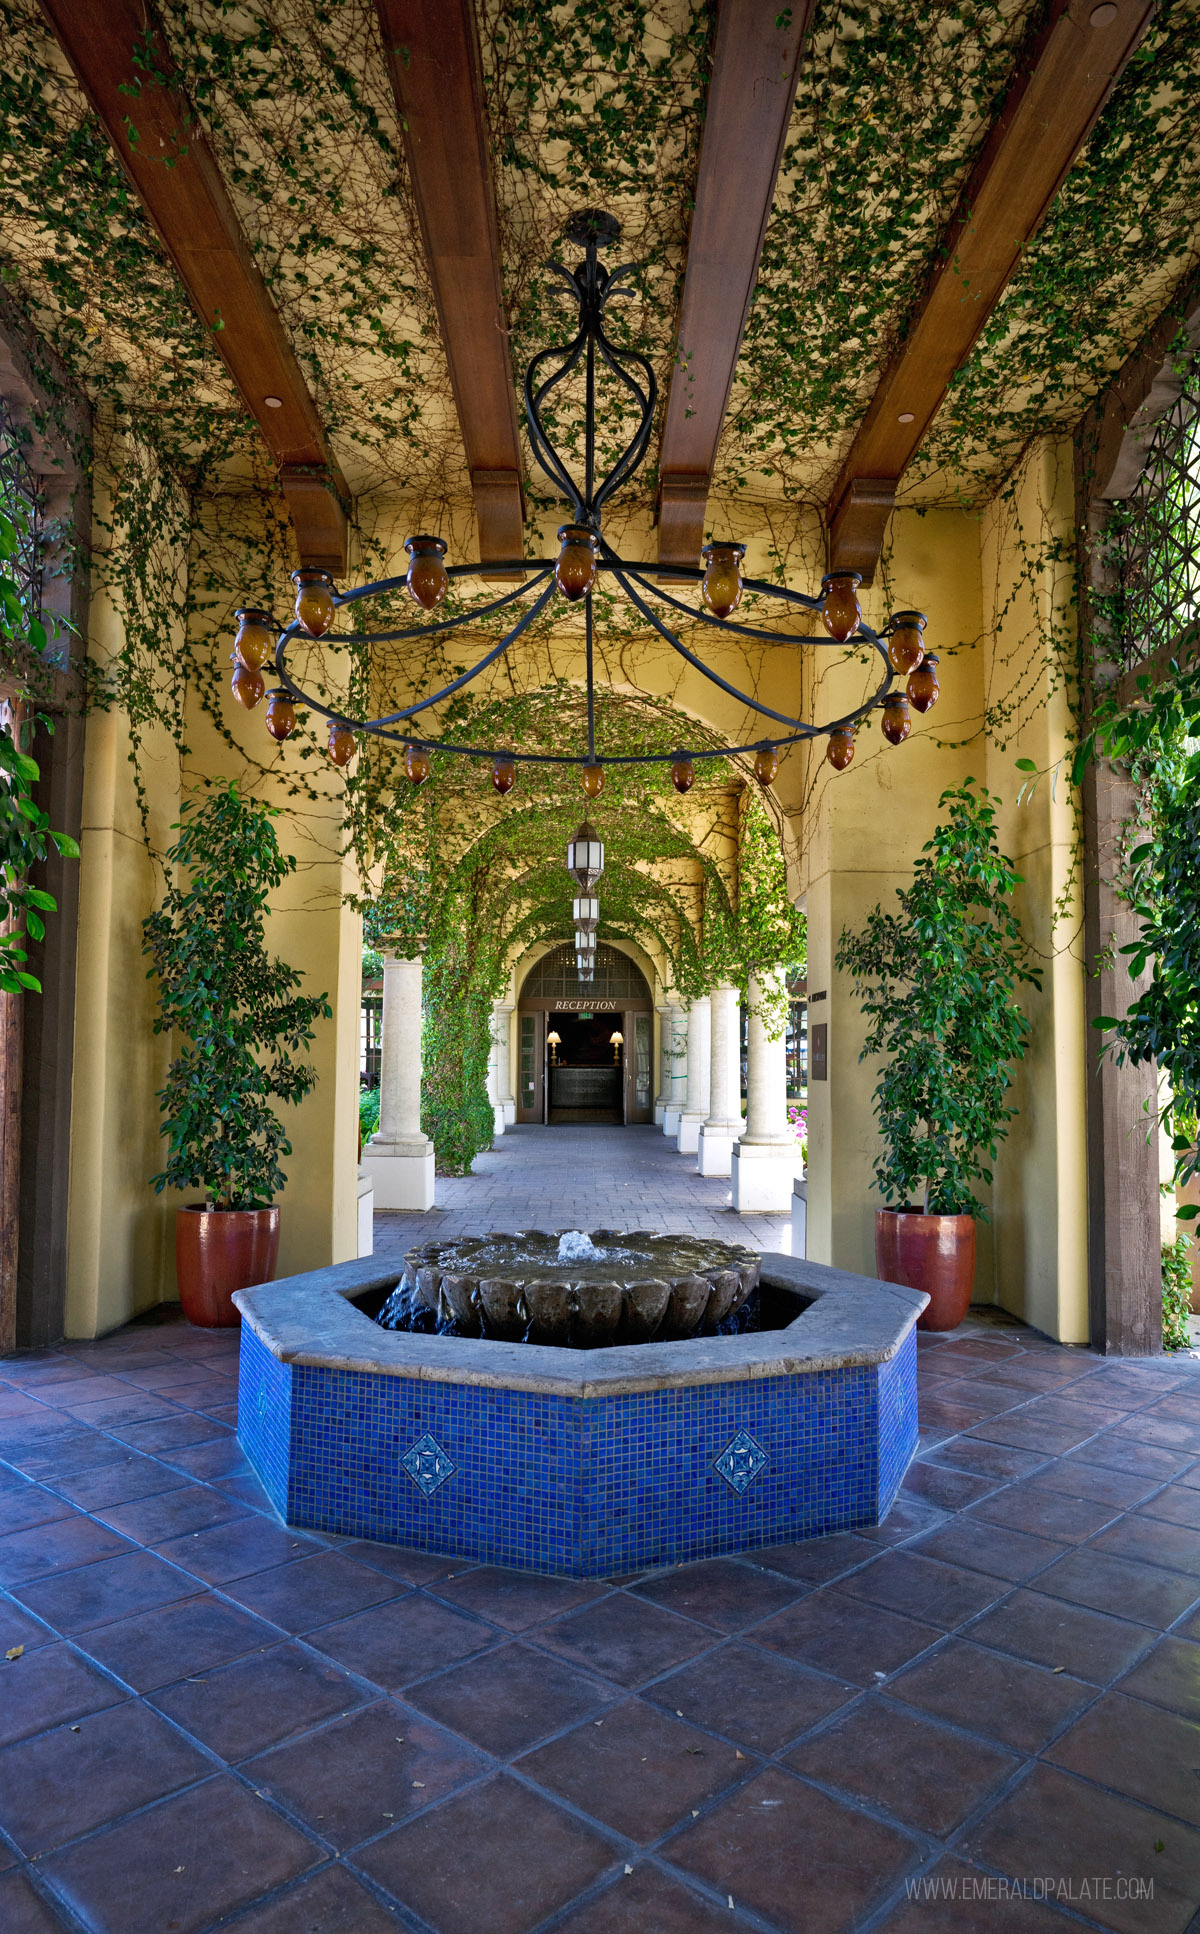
2 1308 1200 1930
374 1124 797 1260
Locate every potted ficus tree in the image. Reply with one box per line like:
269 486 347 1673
835 780 1040 1329
143 783 331 1326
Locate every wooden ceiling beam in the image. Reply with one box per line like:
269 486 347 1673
826 0 1155 584
37 0 348 573
656 0 816 569
376 0 524 575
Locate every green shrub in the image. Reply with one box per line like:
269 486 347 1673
1162 1234 1194 1352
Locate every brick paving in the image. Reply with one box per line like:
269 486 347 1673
372 1123 798 1257
3 1285 1200 1926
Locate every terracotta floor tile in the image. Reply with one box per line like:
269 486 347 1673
537 1593 713 1687
220 1863 404 1932
965 1416 1098 1456
1034 1547 1200 1629
553 1861 751 1932
902 1463 1000 1512
875 1855 1084 1933
756 1533 876 1586
1031 1461 1162 1508
1046 1689 1200 1827
886 1638 1094 1753
754 1589 941 1685
1137 1484 1200 1530
246 1697 484 1849
429 1565 605 1632
12 1550 200 1634
643 1640 857 1752
839 1549 1005 1627
354 1774 616 1934
96 1483 250 1545
0 1597 56 1657
964 1589 1155 1684
1117 1637 1200 1722
307 1590 496 1688
1175 1461 1200 1490
0 1640 127 1747
40 1774 321 1934
1091 1513 1200 1578
47 1458 187 1511
80 1592 284 1692
0 1484 75 1538
157 1436 256 1482
1112 1413 1200 1455
962 1764 1200 1934
858 1497 947 1545
0 1698 211 1855
153 1516 322 1585
149 1641 370 1759
666 1764 920 1934
224 1550 405 1632
630 1557 802 1630
786 1694 1020 1835
0 1869 69 1933
0 1515 135 1587
911 1518 1066 1583
920 1438 1049 1482
970 1483 1122 1544
336 1538 460 1586
1069 1436 1193 1482
409 1640 615 1756
108 1412 225 1454
519 1698 747 1843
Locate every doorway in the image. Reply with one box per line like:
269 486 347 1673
515 943 654 1125
547 1011 624 1122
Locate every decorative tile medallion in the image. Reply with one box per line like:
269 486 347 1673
714 1428 768 1496
402 1431 456 1498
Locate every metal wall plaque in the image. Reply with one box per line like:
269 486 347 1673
811 1022 828 1081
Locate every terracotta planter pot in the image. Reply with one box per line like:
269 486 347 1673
175 1206 280 1328
875 1207 976 1332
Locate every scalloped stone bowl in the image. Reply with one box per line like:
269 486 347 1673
387 1229 760 1349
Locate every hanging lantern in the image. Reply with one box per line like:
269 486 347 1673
754 743 779 786
581 762 604 799
492 753 516 795
575 926 597 954
826 727 855 771
327 721 356 767
577 960 594 984
907 653 940 714
566 821 604 888
231 657 265 711
701 542 745 619
404 535 450 611
555 524 599 601
573 894 599 931
404 742 431 785
670 752 695 794
265 688 296 741
881 695 911 745
292 569 336 638
887 610 927 674
233 607 274 669
820 571 863 643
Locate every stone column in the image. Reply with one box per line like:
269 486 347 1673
676 994 710 1154
653 1004 674 1125
494 1003 516 1129
662 1004 687 1137
698 983 741 1177
360 953 435 1211
731 967 794 1212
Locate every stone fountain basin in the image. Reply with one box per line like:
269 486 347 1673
235 1253 927 1577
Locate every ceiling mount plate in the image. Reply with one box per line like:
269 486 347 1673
564 208 621 249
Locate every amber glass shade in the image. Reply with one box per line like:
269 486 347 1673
820 571 863 643
826 728 855 772
701 542 745 619
581 762 604 798
404 535 450 611
231 658 264 711
492 754 516 795
555 524 599 602
887 610 927 675
405 743 431 786
233 607 273 669
907 653 940 714
753 744 779 786
327 722 355 767
292 569 336 638
265 689 296 741
881 696 911 745
670 753 695 794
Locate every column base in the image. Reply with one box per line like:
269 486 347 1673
697 1122 739 1177
653 1102 666 1126
730 1140 794 1213
676 1110 705 1155
361 1139 436 1212
492 1104 505 1138
663 1106 683 1138
792 1178 807 1259
501 1099 516 1128
357 1168 374 1258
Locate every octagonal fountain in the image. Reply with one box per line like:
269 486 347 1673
235 1235 925 1577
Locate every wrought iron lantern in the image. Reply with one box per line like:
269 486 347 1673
237 210 939 785
572 894 599 930
567 821 605 889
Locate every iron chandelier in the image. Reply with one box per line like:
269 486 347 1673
230 210 941 792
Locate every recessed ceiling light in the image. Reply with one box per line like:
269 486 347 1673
1089 3 1118 24
264 395 284 409
897 411 915 424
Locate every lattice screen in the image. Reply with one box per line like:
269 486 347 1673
0 392 42 625
1107 370 1200 672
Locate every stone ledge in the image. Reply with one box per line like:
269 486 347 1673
234 1251 928 1399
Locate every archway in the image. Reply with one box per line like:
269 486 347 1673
516 943 654 1126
